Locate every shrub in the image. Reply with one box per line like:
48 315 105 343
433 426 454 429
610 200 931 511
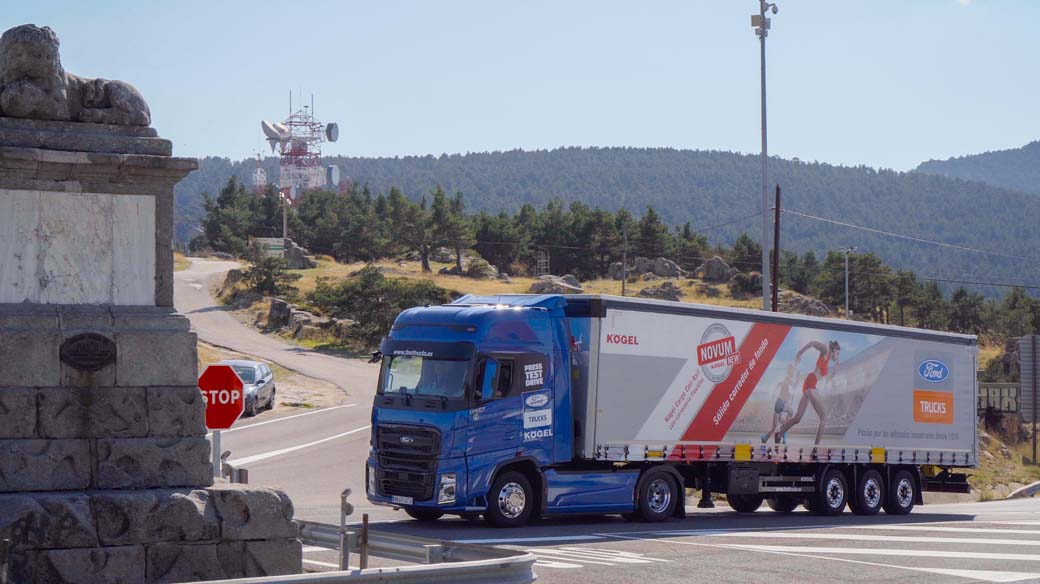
242 242 301 296
308 266 455 346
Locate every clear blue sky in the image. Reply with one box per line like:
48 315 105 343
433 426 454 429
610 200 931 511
8 0 1036 170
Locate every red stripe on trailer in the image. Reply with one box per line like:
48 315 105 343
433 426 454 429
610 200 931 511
669 323 790 459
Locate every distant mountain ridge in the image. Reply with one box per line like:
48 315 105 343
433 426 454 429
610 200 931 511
915 140 1040 196
175 146 1040 297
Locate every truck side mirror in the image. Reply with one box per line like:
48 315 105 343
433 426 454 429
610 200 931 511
479 359 499 401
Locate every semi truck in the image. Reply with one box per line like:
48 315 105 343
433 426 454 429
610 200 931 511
367 294 975 527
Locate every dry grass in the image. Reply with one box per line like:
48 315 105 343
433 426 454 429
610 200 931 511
290 258 756 309
978 342 1002 370
196 341 344 409
174 251 191 272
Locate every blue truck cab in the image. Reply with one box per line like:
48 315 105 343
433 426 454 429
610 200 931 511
366 294 642 526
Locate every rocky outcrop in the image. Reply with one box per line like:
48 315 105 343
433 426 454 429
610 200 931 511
638 281 683 301
283 239 317 269
695 256 738 283
267 298 292 329
430 247 454 263
528 275 584 294
777 290 833 317
609 257 685 280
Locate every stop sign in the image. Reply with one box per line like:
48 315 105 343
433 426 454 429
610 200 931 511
199 365 244 430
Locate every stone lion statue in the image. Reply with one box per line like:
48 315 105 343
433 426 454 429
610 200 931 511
0 24 151 126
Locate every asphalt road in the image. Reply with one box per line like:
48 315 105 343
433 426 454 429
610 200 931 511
174 259 384 521
176 258 1040 582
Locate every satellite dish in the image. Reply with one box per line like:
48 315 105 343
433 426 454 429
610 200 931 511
261 120 281 140
273 123 289 136
326 165 341 188
325 122 339 142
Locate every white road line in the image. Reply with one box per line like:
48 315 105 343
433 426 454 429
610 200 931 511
527 550 617 566
302 559 357 570
721 544 1040 562
302 545 331 552
456 535 605 544
700 531 1040 546
857 525 1040 536
207 404 357 437
601 532 1040 583
228 425 370 466
533 560 583 569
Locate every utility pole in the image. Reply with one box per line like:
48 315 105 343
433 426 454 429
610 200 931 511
770 184 781 312
753 1 778 310
842 246 857 319
621 227 628 297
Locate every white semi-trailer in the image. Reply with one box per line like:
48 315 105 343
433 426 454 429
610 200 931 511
369 294 976 526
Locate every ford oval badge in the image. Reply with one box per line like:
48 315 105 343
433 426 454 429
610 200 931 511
918 359 949 383
525 394 549 408
399 435 415 445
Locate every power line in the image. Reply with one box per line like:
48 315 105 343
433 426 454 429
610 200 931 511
781 208 1040 265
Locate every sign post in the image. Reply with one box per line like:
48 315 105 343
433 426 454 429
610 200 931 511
198 364 245 477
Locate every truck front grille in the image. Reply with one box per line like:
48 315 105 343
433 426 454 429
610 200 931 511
375 423 441 500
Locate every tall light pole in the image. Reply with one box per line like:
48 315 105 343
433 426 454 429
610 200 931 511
753 1 778 310
843 246 857 319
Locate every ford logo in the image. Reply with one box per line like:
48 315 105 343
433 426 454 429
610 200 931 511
399 435 415 444
918 360 949 383
525 394 549 408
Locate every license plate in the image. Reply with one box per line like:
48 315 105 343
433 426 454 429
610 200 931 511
391 495 413 505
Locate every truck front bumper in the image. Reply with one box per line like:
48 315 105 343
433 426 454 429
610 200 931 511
366 455 480 514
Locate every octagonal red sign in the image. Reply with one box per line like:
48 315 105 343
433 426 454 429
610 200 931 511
198 364 244 430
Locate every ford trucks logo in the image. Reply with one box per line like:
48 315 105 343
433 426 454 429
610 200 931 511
399 435 415 445
525 394 549 408
918 360 949 383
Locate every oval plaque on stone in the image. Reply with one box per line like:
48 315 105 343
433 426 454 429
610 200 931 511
60 333 117 371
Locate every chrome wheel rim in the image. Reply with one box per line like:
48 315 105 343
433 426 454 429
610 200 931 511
498 483 526 519
896 478 913 508
826 477 845 509
863 477 882 509
647 478 673 514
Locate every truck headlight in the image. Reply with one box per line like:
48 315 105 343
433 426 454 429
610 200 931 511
438 473 456 505
367 464 376 495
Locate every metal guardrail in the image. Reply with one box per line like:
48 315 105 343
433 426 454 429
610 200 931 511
188 520 537 584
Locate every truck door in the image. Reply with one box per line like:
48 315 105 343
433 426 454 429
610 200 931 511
468 353 554 458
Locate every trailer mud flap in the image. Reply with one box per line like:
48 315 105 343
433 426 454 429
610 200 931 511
728 467 759 495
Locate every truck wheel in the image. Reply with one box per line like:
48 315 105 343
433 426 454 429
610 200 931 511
882 470 916 515
850 470 885 516
766 495 799 514
637 470 679 522
813 468 848 515
727 494 763 513
486 471 535 528
405 508 444 522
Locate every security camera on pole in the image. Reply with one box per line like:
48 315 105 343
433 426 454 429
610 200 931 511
752 0 778 310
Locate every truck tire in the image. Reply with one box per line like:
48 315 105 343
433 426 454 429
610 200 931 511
766 495 800 514
850 469 885 516
486 471 535 528
637 470 679 522
405 508 444 522
727 494 763 513
813 468 848 515
882 470 916 515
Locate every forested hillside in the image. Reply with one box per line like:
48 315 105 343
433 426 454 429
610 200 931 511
174 147 1040 296
915 140 1040 195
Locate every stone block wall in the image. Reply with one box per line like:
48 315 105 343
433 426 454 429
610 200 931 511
0 308 301 583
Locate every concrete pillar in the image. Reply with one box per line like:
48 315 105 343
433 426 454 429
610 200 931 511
0 24 301 584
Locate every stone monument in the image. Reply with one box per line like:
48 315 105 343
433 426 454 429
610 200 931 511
0 25 301 583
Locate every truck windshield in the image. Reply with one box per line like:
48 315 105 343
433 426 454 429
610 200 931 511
380 356 469 399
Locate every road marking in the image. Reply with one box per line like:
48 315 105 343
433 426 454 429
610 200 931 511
208 404 357 437
302 545 330 552
857 525 1040 536
456 535 605 544
533 559 583 569
302 559 357 570
526 547 669 568
720 544 1040 562
698 530 1040 546
228 425 370 466
602 532 1040 582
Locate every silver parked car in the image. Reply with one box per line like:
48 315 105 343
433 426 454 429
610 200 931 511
218 359 276 417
